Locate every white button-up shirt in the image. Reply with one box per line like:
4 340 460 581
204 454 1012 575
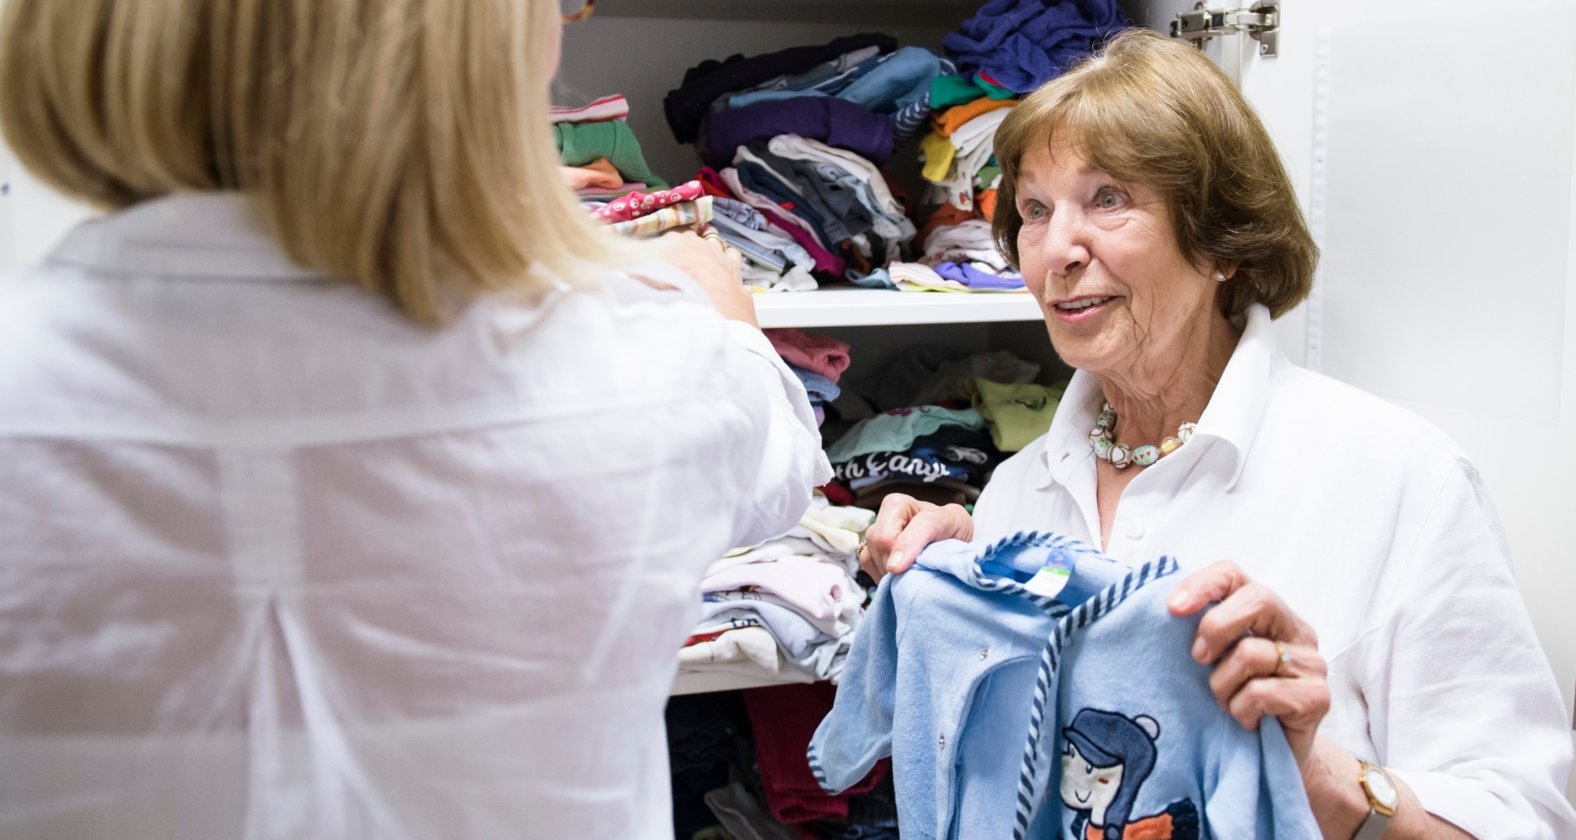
0 194 832 839
973 304 1575 838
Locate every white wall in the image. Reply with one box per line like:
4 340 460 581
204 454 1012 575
0 136 94 270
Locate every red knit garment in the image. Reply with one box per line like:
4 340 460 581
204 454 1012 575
742 682 889 824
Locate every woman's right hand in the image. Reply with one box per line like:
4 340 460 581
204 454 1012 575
648 230 756 327
858 493 974 582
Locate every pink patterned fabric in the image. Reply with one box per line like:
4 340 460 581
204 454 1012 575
591 180 705 223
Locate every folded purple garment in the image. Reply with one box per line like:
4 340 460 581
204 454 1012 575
934 260 1026 290
942 0 1124 94
702 97 894 169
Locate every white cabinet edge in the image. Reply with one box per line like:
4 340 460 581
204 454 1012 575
671 669 819 696
754 288 1042 329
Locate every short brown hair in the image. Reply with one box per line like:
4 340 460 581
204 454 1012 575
0 0 629 325
992 28 1316 319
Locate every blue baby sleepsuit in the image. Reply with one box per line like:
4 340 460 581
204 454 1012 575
808 531 1319 839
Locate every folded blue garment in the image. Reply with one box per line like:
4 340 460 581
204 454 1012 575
942 0 1124 93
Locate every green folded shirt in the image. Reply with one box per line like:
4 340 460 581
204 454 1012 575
972 379 1065 453
553 120 667 189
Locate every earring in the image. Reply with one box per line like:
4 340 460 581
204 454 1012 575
1213 270 1226 282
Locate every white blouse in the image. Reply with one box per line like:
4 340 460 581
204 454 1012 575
972 304 1576 838
0 193 832 839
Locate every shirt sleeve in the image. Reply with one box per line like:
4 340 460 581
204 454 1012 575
610 262 833 550
1357 458 1576 838
716 320 834 549
970 441 1038 544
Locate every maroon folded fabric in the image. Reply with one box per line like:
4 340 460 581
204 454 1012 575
743 682 889 824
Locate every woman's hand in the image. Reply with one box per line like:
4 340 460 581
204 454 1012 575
857 493 973 582
1166 562 1362 834
1167 561 1470 840
648 230 756 327
1165 561 1328 762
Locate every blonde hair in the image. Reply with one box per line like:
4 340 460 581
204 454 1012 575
0 0 628 325
993 28 1316 319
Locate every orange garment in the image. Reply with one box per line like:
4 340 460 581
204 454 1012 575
916 203 976 252
977 188 999 222
1080 812 1180 840
930 97 1016 137
557 157 623 190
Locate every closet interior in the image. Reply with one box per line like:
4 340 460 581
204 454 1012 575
555 2 1165 836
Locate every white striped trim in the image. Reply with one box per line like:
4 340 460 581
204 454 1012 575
1011 555 1180 839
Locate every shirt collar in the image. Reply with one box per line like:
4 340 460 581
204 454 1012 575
1036 367 1105 489
45 192 326 281
1196 303 1277 490
1035 303 1279 492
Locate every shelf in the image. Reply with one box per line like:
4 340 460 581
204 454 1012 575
754 288 1042 329
671 669 818 696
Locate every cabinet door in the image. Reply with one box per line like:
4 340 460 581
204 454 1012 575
1134 0 1576 789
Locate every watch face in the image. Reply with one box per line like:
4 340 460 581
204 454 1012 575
1365 765 1399 809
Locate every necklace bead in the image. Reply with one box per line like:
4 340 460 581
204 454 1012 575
1089 403 1196 470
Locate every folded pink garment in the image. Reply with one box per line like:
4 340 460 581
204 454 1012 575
764 328 852 382
592 180 705 223
549 94 630 124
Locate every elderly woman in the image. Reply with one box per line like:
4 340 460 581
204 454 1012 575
0 0 828 838
859 29 1574 839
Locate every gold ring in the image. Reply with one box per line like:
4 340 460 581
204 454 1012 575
1273 640 1290 677
856 538 869 560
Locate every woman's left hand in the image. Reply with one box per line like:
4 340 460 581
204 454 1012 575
1166 564 1467 840
1164 560 1329 767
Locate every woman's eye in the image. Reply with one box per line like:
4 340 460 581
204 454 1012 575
1095 189 1125 210
1022 201 1047 221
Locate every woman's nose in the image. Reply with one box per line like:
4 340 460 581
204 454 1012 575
1040 210 1089 276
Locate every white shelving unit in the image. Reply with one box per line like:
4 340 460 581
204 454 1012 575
559 2 1062 700
671 669 817 697
671 293 1051 699
755 288 1039 329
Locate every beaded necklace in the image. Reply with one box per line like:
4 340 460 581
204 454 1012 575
1088 402 1197 470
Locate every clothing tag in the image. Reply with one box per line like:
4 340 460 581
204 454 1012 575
1023 561 1072 598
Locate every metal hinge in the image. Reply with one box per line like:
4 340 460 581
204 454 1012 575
1170 1 1280 57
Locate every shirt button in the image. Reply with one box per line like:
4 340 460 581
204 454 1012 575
1127 519 1145 540
978 647 990 660
938 733 946 749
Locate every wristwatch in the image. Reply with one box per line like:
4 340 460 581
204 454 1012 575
1354 759 1398 840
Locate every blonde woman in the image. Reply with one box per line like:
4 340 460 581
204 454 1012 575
0 1 830 838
